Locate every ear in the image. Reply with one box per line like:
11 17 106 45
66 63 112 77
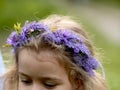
75 79 84 90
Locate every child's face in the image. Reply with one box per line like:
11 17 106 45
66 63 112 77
18 49 74 90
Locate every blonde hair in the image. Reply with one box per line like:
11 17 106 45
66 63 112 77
3 15 108 90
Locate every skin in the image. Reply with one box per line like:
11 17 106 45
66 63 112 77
18 49 74 90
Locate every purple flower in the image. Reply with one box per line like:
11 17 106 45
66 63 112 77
22 21 50 38
7 31 19 47
88 57 99 69
53 30 90 55
73 53 98 75
50 29 98 75
6 21 99 76
22 21 49 32
43 32 55 43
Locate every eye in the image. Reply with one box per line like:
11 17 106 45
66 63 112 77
43 81 58 89
20 78 32 85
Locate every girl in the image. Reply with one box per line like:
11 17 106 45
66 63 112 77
1 15 108 90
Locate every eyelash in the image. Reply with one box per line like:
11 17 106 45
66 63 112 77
20 78 59 89
20 79 32 85
43 81 58 89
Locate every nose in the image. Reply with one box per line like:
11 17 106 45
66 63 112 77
32 83 44 90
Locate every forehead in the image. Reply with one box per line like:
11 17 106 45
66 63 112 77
19 48 58 61
18 49 68 78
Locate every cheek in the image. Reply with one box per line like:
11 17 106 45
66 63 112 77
57 84 73 90
55 78 73 90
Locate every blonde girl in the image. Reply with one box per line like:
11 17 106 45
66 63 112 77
1 15 108 90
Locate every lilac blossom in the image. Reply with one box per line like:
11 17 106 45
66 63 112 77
7 31 19 47
6 21 99 76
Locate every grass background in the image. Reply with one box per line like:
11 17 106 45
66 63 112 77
0 0 120 90
80 19 120 90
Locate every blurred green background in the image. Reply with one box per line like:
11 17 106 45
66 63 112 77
0 0 120 90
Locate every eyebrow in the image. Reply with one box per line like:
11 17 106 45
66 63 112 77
18 72 32 80
19 72 30 77
18 72 62 82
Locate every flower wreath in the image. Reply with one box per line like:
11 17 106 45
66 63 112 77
5 21 100 76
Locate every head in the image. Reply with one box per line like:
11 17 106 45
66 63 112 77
4 15 107 90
